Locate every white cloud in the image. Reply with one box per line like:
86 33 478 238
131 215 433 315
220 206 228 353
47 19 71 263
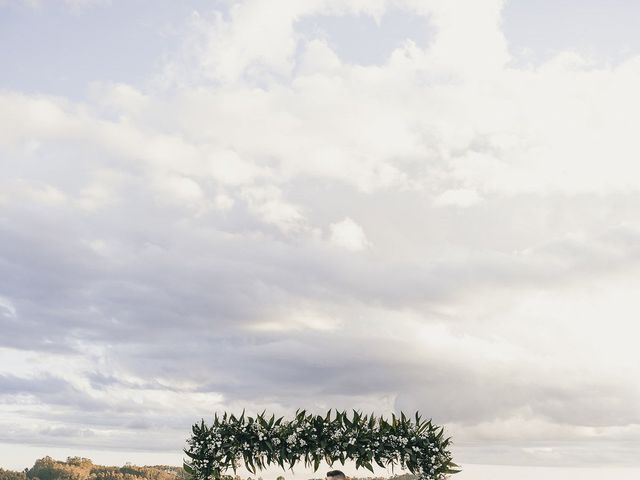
212 192 234 211
329 217 371 251
245 307 342 332
241 185 307 233
297 39 342 75
154 175 206 208
64 0 111 9
0 297 17 318
433 188 481 207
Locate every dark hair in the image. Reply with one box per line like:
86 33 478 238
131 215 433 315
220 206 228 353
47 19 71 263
326 471 346 480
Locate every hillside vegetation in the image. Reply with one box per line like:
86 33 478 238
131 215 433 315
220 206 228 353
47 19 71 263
0 457 418 480
0 457 187 480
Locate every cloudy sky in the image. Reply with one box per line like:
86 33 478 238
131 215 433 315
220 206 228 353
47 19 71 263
1 0 640 478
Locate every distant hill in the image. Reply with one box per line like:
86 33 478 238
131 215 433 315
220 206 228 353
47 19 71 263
0 457 418 480
0 469 27 480
0 457 187 480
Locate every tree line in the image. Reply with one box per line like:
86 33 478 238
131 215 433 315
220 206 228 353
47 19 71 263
0 457 419 480
0 457 187 480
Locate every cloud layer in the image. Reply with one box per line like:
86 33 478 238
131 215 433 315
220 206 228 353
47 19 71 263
1 0 640 470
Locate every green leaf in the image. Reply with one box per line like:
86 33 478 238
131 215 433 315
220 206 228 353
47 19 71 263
258 415 268 429
443 467 462 474
246 457 256 475
183 450 197 459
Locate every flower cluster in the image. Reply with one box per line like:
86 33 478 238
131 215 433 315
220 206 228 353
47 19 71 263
183 409 460 480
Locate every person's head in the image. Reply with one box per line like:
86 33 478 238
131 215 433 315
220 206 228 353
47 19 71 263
326 470 346 480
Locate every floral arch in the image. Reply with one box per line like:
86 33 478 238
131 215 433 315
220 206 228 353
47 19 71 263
184 409 460 480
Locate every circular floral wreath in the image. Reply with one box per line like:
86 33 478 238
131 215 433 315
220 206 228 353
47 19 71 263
183 409 460 480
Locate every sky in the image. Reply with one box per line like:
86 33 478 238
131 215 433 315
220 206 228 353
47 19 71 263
1 0 640 478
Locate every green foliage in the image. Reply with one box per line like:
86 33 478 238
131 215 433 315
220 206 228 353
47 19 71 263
183 409 460 480
27 456 90 480
21 457 184 480
0 468 27 480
